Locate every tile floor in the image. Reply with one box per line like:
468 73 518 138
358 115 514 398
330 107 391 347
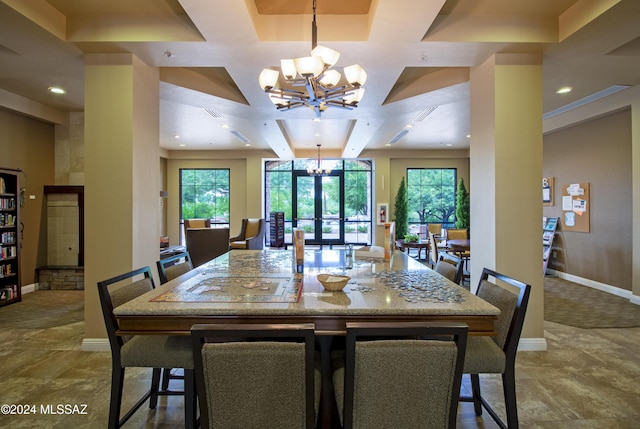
1 293 639 428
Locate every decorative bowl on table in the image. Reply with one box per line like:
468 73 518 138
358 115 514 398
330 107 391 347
317 274 350 292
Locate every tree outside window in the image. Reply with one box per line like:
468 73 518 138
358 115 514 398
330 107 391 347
406 168 457 229
180 169 230 227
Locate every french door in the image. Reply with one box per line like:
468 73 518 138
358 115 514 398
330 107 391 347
293 171 344 245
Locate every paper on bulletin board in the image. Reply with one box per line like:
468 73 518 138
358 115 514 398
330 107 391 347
543 177 554 206
561 182 590 232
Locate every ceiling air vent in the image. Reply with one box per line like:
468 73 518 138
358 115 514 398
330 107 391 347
230 130 250 143
411 106 438 122
203 108 223 119
388 129 410 145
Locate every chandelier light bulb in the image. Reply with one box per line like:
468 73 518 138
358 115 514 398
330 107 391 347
280 59 297 80
258 69 279 90
311 45 340 67
319 70 341 88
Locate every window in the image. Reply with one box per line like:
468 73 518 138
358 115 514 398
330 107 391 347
180 168 230 230
406 168 457 231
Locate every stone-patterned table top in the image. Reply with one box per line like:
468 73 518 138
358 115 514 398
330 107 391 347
115 249 499 318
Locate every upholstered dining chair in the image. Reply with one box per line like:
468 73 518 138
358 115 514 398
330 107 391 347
229 218 265 250
156 251 194 390
156 251 193 285
460 268 531 429
333 321 468 429
97 266 196 429
435 252 464 286
190 323 317 429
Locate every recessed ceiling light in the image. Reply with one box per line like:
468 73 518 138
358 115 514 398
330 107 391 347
221 124 230 128
179 144 186 147
405 124 413 129
312 118 321 122
446 143 453 147
314 133 321 137
245 143 251 147
556 87 572 94
48 86 65 94
466 134 471 138
174 135 180 139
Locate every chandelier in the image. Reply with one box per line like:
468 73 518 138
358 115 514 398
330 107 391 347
258 0 367 118
307 144 332 176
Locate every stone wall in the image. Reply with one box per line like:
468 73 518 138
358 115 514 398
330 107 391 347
37 267 84 290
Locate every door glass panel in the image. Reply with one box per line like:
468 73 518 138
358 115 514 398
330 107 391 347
296 176 315 238
320 175 341 241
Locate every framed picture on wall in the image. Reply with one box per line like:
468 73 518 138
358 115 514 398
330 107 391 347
377 203 388 225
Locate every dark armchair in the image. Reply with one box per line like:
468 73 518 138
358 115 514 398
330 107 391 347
185 227 230 267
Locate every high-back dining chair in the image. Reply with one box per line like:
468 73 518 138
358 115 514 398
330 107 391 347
191 323 317 429
156 251 194 390
435 252 464 286
97 266 196 429
459 268 531 429
333 321 468 429
156 251 193 285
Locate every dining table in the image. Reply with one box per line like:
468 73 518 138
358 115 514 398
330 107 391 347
114 248 498 428
114 248 497 336
446 238 471 252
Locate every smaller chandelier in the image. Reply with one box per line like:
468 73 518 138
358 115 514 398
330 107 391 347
307 144 332 176
258 0 367 118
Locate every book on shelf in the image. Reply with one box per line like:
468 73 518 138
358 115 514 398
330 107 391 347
0 285 18 302
0 177 5 194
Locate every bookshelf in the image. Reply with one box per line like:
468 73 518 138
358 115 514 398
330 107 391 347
543 217 558 275
0 168 20 307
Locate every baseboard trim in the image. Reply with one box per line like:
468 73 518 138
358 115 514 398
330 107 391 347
82 338 110 352
21 283 37 294
518 337 547 352
547 269 638 305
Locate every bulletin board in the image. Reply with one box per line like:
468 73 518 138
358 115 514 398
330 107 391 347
561 183 590 232
543 177 554 206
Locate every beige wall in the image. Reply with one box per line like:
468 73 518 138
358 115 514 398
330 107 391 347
544 108 632 290
0 109 54 284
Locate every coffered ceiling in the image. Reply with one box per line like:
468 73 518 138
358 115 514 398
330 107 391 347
1 0 639 158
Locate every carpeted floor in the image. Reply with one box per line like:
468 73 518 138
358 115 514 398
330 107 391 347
0 289 84 329
544 276 640 329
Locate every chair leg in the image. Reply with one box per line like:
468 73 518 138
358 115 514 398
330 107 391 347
470 374 483 416
149 368 161 409
108 364 125 429
161 368 171 390
184 369 197 429
502 367 519 429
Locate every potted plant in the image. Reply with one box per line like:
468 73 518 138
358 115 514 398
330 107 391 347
404 233 420 243
455 178 470 233
394 177 408 239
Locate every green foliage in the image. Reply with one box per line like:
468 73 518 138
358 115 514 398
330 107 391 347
181 169 230 221
404 233 419 243
406 169 456 224
455 178 470 231
394 177 409 238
